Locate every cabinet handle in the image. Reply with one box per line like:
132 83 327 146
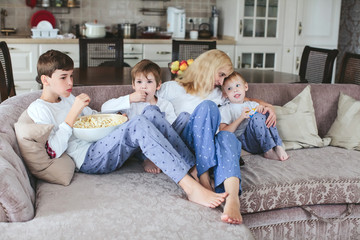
298 22 302 36
124 57 140 60
296 56 300 70
239 20 243 35
156 51 171 55
237 55 241 69
9 47 16 50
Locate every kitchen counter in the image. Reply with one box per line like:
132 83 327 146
0 36 236 45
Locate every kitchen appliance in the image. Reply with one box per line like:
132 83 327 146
167 7 186 39
118 23 137 39
198 23 211 39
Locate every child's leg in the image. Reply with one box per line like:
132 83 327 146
171 112 191 134
141 105 196 169
221 177 242 224
180 100 220 185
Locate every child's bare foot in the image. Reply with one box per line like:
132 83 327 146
179 175 228 208
263 148 280 160
199 171 213 191
221 194 243 224
189 166 199 182
275 146 289 161
142 159 161 174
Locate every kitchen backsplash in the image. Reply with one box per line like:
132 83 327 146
0 0 216 35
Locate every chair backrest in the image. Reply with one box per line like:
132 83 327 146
172 40 216 61
299 45 338 84
0 63 8 102
0 41 16 101
338 52 360 85
79 38 124 68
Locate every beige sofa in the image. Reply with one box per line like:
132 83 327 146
1 83 360 240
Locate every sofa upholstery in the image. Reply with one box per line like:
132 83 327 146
1 83 360 240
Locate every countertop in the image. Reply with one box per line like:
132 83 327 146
0 36 236 45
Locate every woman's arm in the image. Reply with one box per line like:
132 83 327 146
245 97 276 127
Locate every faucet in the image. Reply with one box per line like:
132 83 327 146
1 9 7 30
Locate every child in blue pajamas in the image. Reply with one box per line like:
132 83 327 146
219 71 289 161
27 50 227 209
101 59 191 174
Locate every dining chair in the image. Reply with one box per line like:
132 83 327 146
298 45 339 84
79 38 128 68
171 40 216 61
0 41 16 102
338 52 360 85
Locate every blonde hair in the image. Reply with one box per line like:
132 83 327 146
175 49 233 97
131 59 161 87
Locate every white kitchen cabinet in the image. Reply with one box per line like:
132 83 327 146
217 44 235 66
8 44 40 95
236 45 282 71
143 44 172 67
39 44 80 68
123 44 143 67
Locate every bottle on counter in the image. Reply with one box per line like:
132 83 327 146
210 5 219 39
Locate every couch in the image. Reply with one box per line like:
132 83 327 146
0 83 359 240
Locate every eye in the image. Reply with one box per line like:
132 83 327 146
227 87 232 91
236 84 240 87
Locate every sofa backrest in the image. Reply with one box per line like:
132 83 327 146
247 83 360 137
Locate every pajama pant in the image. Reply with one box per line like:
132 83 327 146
181 100 242 194
79 105 195 183
239 112 283 154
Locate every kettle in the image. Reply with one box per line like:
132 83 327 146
167 7 186 39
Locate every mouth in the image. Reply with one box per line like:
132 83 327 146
234 94 241 98
67 88 72 93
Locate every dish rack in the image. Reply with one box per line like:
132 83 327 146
31 29 59 38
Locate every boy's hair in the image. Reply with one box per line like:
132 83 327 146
131 59 161 87
36 50 74 84
176 49 234 97
223 71 247 87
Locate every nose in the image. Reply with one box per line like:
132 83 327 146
67 76 73 86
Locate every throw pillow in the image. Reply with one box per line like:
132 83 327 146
325 92 360 150
14 110 75 186
274 85 330 150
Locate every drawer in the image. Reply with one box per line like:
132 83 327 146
143 44 172 61
124 44 143 54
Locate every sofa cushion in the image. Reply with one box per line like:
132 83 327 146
14 110 75 186
325 92 360 150
240 146 360 214
274 85 330 150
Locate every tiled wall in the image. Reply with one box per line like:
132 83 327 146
0 0 215 35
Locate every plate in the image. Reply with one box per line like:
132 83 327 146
37 20 53 30
73 114 128 142
30 10 56 28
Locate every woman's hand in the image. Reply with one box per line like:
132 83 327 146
256 104 265 114
261 105 276 127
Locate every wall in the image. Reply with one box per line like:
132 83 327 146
336 0 360 80
0 0 215 35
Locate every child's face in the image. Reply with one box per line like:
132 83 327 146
214 66 233 87
43 69 74 98
223 76 248 104
132 72 160 101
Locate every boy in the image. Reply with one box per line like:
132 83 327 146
27 50 227 208
219 71 289 161
102 59 186 174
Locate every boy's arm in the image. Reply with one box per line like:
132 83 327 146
101 94 131 113
219 107 250 132
244 97 276 127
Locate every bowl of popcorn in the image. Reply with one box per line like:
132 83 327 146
73 114 128 142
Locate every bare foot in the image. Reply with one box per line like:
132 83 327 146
275 146 289 161
179 175 228 208
142 159 161 174
221 194 243 224
199 171 213 191
263 148 280 160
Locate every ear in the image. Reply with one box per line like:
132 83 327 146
41 75 50 86
156 82 162 91
132 82 135 90
244 82 249 92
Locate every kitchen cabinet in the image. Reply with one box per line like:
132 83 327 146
236 45 282 70
123 44 143 67
217 45 235 66
143 44 172 67
39 44 80 68
8 44 40 95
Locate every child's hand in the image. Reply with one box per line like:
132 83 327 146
65 93 91 127
130 90 147 103
256 104 265 113
242 107 251 119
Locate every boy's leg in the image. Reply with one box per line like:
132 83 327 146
171 112 191 134
239 112 277 154
180 100 220 178
141 105 195 168
80 115 189 183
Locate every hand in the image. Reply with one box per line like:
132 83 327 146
262 106 277 127
241 107 251 119
256 104 265 113
73 93 90 113
130 91 147 103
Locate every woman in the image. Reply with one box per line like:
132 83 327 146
158 49 276 224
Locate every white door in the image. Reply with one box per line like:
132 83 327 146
295 0 341 47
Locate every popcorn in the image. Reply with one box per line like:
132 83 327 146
74 115 127 129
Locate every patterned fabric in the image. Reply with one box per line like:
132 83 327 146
45 141 56 159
